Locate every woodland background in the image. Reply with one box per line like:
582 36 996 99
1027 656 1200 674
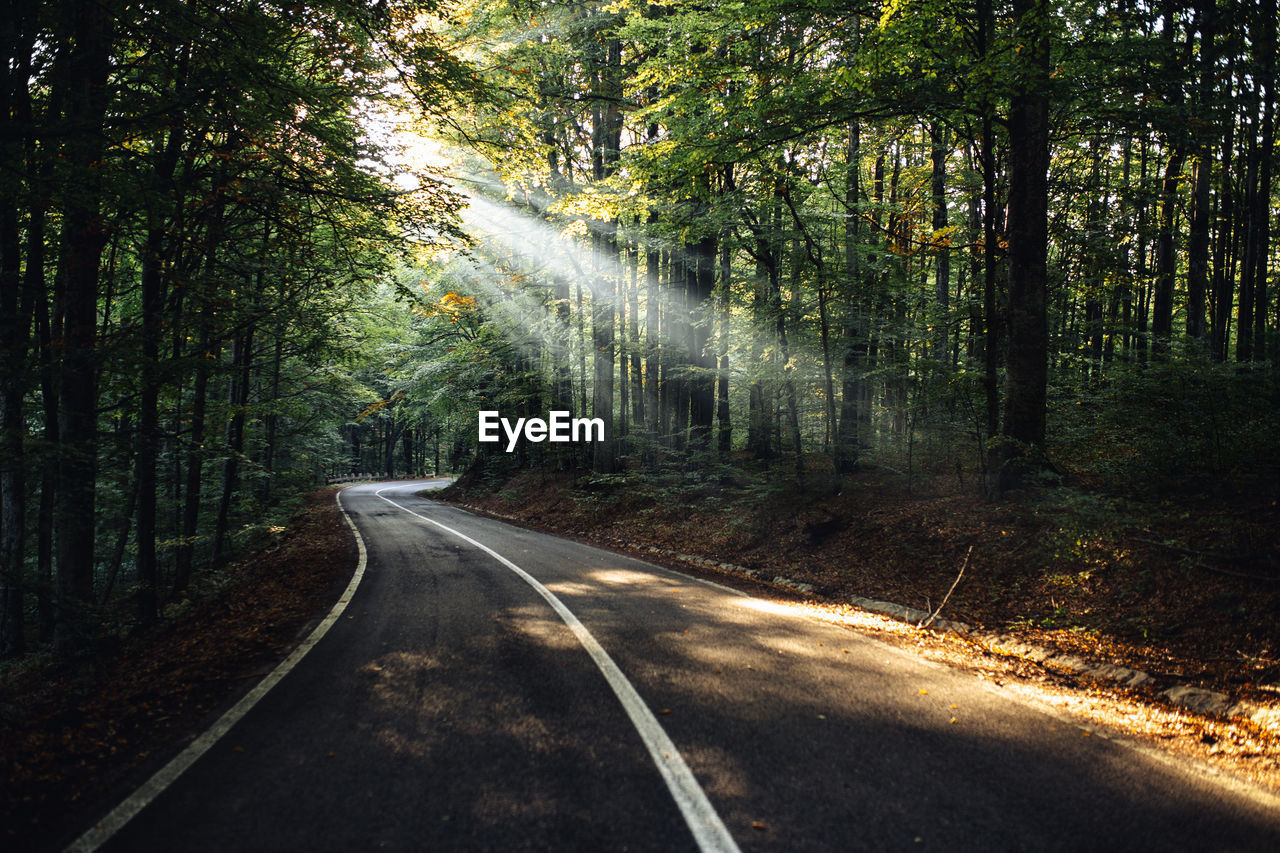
1 0 1278 668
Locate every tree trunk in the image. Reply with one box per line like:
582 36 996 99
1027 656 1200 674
836 119 863 473
212 326 254 565
1186 0 1215 343
0 168 26 659
644 240 660 467
1252 0 1275 360
930 121 951 364
591 231 617 472
688 235 717 450
53 0 116 653
1151 147 1185 358
999 0 1051 490
717 231 732 456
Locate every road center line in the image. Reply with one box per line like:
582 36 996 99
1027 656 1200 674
373 486 742 853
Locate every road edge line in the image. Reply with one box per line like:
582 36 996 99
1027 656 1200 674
64 487 370 853
374 488 742 853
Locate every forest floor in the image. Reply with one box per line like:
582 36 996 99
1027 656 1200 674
0 487 357 853
3 472 1278 852
440 460 1280 793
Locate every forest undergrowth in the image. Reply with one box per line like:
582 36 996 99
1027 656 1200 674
439 452 1280 776
0 488 356 853
443 461 1280 699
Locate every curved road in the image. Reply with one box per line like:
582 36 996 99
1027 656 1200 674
70 480 1280 851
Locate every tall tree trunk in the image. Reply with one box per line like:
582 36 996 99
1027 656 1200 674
260 335 283 503
1186 0 1215 344
591 233 617 472
688 235 717 450
930 121 951 364
774 237 804 484
0 158 26 659
669 256 690 451
644 240 661 467
34 215 59 642
999 0 1051 490
174 325 214 596
53 0 116 652
134 120 185 626
1252 0 1275 360
1134 138 1150 364
1236 130 1259 362
590 36 623 472
1084 137 1105 374
717 231 732 456
747 256 774 459
618 246 632 440
1152 147 1185 358
629 254 645 431
211 326 254 565
837 119 863 474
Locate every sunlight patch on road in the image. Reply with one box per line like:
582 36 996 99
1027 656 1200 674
373 488 742 853
589 569 665 586
733 597 924 636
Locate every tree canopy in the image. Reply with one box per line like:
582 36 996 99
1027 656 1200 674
2 0 1277 659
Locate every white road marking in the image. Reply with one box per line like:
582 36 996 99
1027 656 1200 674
64 487 374 853
374 486 742 853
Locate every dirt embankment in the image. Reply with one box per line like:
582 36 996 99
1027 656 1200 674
1 487 356 853
440 464 1280 790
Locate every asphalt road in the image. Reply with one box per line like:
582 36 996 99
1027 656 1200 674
70 480 1280 852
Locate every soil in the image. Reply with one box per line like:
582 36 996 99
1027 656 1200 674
3 471 1277 853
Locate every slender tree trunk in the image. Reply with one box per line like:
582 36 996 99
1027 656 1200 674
1085 137 1105 374
644 240 660 467
135 138 184 624
618 246 632 440
0 170 26 659
135 226 164 625
717 232 732 456
837 119 863 473
591 232 617 472
1236 131 1259 362
53 0 116 652
261 336 283 503
1135 138 1150 364
35 225 59 642
590 36 623 472
772 237 804 483
1252 0 1275 360
1186 0 1215 344
174 325 214 596
211 325 254 565
747 256 774 459
930 121 951 364
999 0 1051 490
629 245 644 430
688 235 717 450
670 256 691 451
1152 147 1185 359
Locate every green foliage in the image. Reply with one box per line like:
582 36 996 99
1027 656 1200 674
1051 361 1280 496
